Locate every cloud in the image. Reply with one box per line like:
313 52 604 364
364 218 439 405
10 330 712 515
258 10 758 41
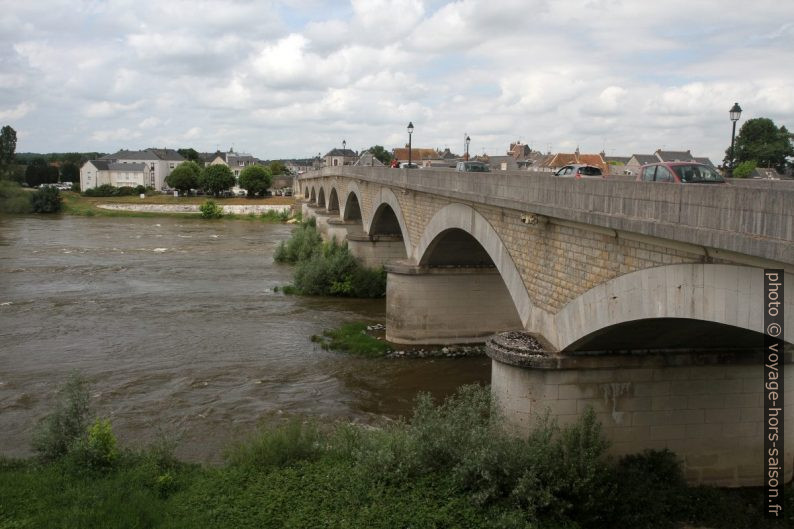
0 102 35 121
0 0 792 162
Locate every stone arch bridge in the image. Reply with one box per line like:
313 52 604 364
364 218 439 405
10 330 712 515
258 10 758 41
297 166 793 487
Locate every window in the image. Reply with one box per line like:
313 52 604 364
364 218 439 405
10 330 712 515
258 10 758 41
169 163 175 169
655 166 673 182
641 166 656 181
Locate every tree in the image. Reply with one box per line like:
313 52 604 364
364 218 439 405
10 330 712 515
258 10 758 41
239 165 273 197
268 160 288 176
25 158 59 187
367 145 393 165
732 160 757 179
166 161 201 194
177 148 200 163
0 125 17 179
198 164 235 196
724 117 794 172
61 162 80 183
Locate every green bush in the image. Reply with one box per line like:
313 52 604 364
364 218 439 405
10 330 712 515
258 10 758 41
274 220 387 297
70 418 120 470
31 186 62 213
225 419 323 469
32 373 92 461
83 184 116 197
605 449 688 528
0 179 32 213
199 199 223 219
274 220 323 263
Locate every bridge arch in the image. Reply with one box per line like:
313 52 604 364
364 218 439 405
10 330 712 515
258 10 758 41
553 264 794 352
304 186 309 199
309 186 316 203
327 187 340 213
341 183 363 222
414 203 534 328
366 187 413 258
317 187 326 209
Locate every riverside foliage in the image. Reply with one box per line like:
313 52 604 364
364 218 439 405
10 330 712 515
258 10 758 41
3 378 791 529
274 219 386 298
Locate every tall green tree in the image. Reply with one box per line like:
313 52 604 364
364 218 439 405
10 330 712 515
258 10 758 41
60 162 79 182
268 160 288 176
367 145 393 165
724 117 794 172
166 161 201 194
178 148 200 163
0 125 17 179
25 158 59 187
198 164 235 196
239 165 273 197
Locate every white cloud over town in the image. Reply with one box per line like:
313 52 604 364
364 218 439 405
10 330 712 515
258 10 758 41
1 0 792 162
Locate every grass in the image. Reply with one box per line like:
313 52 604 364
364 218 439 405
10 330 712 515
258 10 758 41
311 322 391 357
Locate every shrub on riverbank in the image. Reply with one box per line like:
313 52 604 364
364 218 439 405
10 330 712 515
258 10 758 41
1 379 792 528
311 322 391 357
199 199 223 219
275 219 386 298
30 186 62 213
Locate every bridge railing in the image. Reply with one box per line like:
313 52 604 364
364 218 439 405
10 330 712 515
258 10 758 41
299 167 794 265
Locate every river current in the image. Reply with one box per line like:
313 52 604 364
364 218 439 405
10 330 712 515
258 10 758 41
0 215 489 462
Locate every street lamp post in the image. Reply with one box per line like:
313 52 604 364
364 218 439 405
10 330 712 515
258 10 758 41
728 102 742 177
465 135 471 161
407 122 414 168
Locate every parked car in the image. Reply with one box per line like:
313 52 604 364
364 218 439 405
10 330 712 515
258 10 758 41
399 162 419 169
554 164 603 178
637 162 725 184
456 161 490 172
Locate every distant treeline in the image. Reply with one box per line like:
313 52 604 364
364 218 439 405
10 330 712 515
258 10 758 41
14 152 107 165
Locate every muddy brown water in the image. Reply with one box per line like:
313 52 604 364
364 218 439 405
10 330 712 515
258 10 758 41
0 215 489 462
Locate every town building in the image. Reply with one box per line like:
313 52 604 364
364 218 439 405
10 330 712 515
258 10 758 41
80 148 184 191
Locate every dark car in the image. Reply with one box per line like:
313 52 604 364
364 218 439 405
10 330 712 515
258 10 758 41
637 162 725 184
554 164 603 178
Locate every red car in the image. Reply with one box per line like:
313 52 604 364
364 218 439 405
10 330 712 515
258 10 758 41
637 162 725 184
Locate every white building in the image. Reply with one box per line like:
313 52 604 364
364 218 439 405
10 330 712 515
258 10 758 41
80 148 185 191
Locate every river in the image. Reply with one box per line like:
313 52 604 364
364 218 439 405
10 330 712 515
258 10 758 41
0 215 490 462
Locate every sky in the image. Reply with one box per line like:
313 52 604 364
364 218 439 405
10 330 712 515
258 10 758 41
1 0 793 163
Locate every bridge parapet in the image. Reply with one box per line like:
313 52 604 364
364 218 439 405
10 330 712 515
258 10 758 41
299 167 794 265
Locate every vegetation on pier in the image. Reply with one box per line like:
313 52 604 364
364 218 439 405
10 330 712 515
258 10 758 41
275 218 387 298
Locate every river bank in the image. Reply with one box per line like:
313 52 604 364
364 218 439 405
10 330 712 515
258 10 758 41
60 191 296 218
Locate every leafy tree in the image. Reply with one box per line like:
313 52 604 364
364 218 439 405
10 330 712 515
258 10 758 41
25 157 59 187
166 161 201 194
367 145 393 165
724 117 794 172
239 165 273 197
198 164 235 196
61 162 79 182
178 147 200 163
732 160 757 179
268 160 288 175
0 125 17 179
